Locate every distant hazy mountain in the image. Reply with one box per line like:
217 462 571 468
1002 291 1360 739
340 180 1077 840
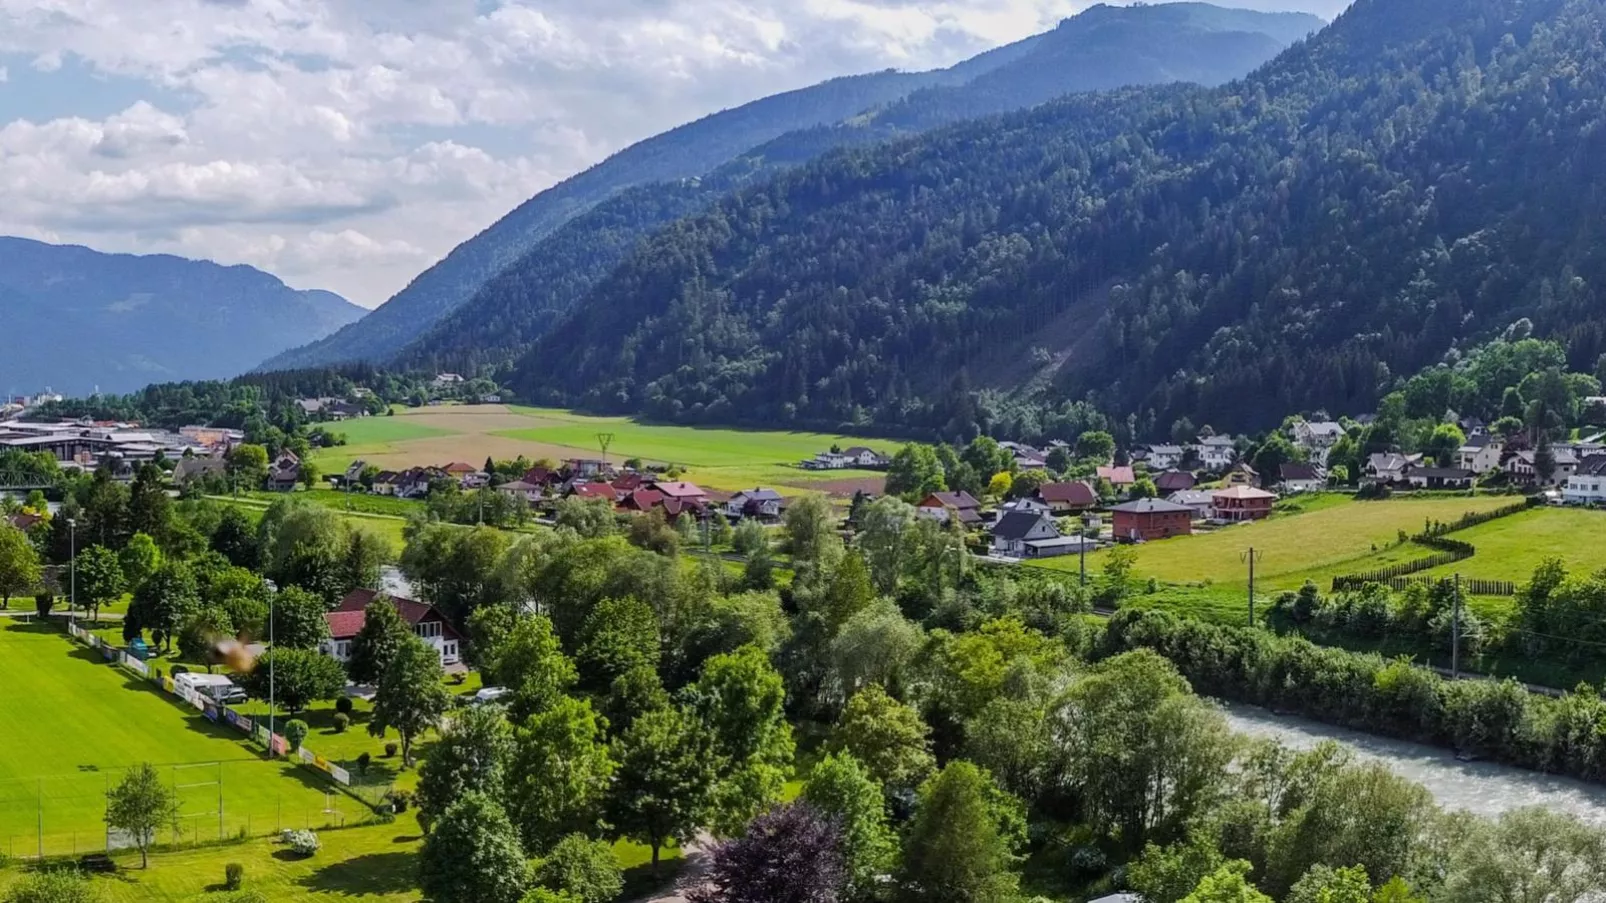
0 237 362 396
264 2 1323 374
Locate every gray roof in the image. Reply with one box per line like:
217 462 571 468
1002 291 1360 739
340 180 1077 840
734 488 784 502
991 510 1055 542
1111 498 1193 515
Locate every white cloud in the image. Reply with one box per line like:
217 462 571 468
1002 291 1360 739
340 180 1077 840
0 0 1347 307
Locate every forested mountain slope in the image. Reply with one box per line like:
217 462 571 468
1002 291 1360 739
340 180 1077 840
257 72 992 373
394 3 1321 373
0 237 360 395
511 0 1606 439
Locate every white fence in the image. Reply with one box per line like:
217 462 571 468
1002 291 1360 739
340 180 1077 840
63 621 351 787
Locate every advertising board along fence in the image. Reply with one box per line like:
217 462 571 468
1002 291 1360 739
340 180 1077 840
64 621 353 789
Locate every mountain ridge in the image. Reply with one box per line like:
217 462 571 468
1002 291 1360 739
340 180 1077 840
0 236 361 396
388 2 1323 373
264 2 1322 375
506 0 1605 438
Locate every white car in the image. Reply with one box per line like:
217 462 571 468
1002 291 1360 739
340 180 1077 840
472 686 511 706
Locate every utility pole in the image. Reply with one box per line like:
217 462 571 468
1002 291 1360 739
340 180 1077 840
1242 547 1264 626
1452 573 1462 680
597 433 615 468
68 518 76 623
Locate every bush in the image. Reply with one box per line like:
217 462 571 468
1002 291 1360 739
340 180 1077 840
3 869 97 902
335 696 354 716
333 712 350 733
285 719 309 752
385 741 399 758
356 752 372 775
535 834 624 903
225 862 245 890
286 829 320 857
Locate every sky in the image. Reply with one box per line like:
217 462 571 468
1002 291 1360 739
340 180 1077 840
0 0 1352 308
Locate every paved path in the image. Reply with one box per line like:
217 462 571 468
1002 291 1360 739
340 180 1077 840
634 832 713 903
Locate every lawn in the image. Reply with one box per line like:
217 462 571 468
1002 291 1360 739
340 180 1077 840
0 622 347 858
1417 507 1606 583
1030 495 1515 592
0 818 684 902
211 496 409 549
306 404 895 496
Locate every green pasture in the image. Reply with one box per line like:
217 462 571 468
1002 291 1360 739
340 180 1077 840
0 818 683 902
0 621 346 858
1030 495 1514 591
1417 507 1606 582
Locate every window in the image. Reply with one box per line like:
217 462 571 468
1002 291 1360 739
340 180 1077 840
417 621 442 639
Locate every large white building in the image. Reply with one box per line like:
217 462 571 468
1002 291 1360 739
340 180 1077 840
1564 455 1606 506
322 590 462 669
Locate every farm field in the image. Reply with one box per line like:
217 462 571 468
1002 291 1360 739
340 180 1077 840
1031 495 1515 592
307 404 893 496
1416 507 1606 582
0 818 683 902
0 621 345 858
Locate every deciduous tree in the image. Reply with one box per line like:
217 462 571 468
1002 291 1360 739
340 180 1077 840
370 635 450 766
106 762 180 868
418 791 529 903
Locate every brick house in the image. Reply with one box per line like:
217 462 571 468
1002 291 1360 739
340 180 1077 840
1211 485 1278 522
1110 498 1194 542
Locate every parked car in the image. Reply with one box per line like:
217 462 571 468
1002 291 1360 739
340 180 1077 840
472 686 511 706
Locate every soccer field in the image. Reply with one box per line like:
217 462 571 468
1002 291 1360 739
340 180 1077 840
0 621 350 858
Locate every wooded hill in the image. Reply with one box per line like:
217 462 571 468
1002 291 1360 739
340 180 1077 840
507 0 1606 439
265 4 1319 377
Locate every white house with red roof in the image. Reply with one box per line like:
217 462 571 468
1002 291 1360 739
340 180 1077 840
322 589 462 668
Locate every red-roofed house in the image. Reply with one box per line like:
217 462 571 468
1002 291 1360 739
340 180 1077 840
6 512 43 532
620 488 667 512
1035 481 1097 515
442 462 477 476
1211 485 1278 522
651 481 708 505
323 589 461 668
1096 466 1136 488
570 482 620 502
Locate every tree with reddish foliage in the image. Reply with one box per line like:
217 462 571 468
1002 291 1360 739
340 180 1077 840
688 802 847 903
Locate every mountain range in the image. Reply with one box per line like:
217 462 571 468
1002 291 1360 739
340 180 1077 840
0 238 362 396
501 0 1606 438
262 3 1325 376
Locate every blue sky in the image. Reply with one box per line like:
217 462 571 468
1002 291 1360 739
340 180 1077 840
0 0 1349 307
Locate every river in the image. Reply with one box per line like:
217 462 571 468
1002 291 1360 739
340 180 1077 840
1220 701 1606 823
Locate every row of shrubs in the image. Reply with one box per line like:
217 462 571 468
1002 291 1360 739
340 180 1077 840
1098 608 1606 784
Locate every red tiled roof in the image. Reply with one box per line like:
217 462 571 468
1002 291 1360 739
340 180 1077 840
330 589 461 640
652 481 707 499
6 513 43 532
442 462 476 474
572 482 617 500
1037 482 1096 506
522 467 554 485
622 488 666 511
1155 471 1196 492
1097 466 1136 485
326 610 366 639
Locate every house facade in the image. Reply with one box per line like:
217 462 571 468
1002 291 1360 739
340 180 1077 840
1404 467 1477 490
1364 453 1420 485
917 491 984 526
1564 455 1606 505
1212 486 1277 521
990 510 1061 557
1456 435 1504 473
323 589 461 668
496 480 544 505
1035 481 1097 515
1279 463 1326 493
1143 445 1185 471
1291 421 1345 465
1196 436 1237 471
1111 498 1194 542
726 488 784 521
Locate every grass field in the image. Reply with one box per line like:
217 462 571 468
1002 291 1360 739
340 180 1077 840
1031 495 1515 592
0 621 348 858
306 405 892 496
1416 507 1606 582
0 818 685 902
213 496 409 549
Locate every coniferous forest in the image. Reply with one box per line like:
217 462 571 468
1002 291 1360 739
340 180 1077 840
502 0 1606 440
